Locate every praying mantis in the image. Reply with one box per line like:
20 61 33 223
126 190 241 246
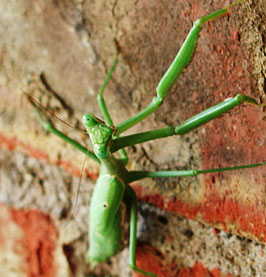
26 0 266 276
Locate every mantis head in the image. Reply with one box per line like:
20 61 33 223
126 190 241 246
82 114 113 159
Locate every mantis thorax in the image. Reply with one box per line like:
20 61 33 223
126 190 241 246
83 114 113 159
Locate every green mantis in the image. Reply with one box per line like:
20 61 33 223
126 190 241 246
27 0 266 276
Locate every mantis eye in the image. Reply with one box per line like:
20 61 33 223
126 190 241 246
82 114 97 127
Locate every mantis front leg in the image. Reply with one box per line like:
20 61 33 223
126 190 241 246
97 51 118 126
96 51 128 164
27 97 100 163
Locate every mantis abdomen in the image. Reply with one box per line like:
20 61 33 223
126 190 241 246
87 174 125 263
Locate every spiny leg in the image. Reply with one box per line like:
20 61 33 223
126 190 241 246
97 51 128 164
125 185 156 277
115 0 244 135
29 98 100 164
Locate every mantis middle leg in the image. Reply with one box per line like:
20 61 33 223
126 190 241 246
115 0 244 135
112 94 258 151
112 94 266 181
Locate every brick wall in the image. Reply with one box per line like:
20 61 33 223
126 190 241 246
0 0 265 276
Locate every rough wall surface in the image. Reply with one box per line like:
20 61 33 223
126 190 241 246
0 0 265 276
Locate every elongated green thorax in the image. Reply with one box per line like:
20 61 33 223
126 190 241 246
82 114 113 159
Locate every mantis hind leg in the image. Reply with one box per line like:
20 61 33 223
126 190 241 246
125 185 156 277
115 0 244 135
127 161 266 182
